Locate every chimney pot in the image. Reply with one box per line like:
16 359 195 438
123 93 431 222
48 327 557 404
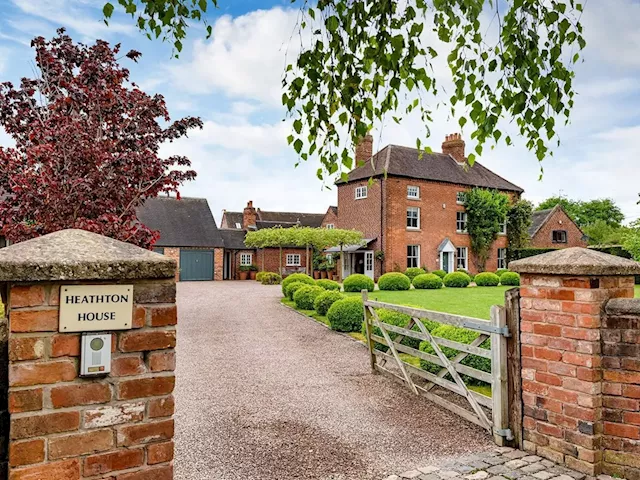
243 201 257 230
442 133 466 164
355 134 374 165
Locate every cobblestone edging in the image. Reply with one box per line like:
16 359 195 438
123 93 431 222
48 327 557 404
384 447 623 480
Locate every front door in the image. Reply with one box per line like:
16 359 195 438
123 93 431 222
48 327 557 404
223 251 231 280
364 251 374 280
442 252 451 273
342 253 352 279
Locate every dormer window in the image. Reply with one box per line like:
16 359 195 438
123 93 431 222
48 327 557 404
235 223 241 229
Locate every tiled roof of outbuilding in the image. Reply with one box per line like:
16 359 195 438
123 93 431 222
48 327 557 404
528 208 555 237
341 144 523 193
220 229 248 250
137 196 223 248
223 212 244 229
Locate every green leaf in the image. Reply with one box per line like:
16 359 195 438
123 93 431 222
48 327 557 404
103 2 114 18
293 119 303 134
294 139 303 154
326 16 339 32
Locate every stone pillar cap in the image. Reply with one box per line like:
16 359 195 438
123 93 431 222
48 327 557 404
0 229 176 282
510 247 640 276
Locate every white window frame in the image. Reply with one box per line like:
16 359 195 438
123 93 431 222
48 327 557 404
240 253 253 266
552 230 568 244
286 254 301 266
355 186 368 199
326 254 333 265
326 224 335 229
456 247 468 270
407 245 420 269
456 211 468 233
497 248 507 270
499 219 507 235
456 191 467 204
407 185 420 199
235 222 242 229
407 207 420 230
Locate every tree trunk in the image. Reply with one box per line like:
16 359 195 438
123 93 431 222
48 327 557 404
340 244 344 281
279 246 283 275
261 248 265 272
306 244 310 276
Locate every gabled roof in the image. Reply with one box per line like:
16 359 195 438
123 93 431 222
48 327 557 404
136 196 223 248
222 209 326 230
220 229 248 250
327 206 338 215
222 212 244 229
341 144 523 193
528 207 555 238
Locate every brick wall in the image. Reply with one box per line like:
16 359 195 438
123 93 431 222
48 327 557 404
214 248 224 282
602 298 640 480
257 247 309 276
518 272 635 475
1 312 7 478
163 248 180 282
6 280 176 479
321 208 338 229
531 209 587 249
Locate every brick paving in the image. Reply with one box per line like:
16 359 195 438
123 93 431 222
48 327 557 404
383 447 616 480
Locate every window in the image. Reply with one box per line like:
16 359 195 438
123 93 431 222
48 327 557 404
235 222 242 229
326 254 333 265
407 245 420 268
407 207 420 229
499 219 507 235
407 185 420 199
355 186 368 199
326 224 335 229
365 251 374 272
456 247 468 270
456 191 467 204
240 253 253 266
456 212 468 233
286 254 301 266
552 230 568 243
497 248 507 270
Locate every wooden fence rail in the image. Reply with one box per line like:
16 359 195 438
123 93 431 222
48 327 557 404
362 291 512 445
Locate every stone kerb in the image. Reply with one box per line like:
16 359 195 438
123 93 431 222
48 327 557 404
510 247 640 477
0 229 177 480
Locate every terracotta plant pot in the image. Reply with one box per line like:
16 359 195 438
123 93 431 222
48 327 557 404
313 271 321 280
239 271 249 280
320 271 327 279
249 271 257 280
327 271 333 280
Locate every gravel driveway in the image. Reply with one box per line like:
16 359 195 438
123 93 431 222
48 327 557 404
174 281 492 480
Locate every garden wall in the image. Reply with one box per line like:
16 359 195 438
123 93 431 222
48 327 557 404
1 313 7 478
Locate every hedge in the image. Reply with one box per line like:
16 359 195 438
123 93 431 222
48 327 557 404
316 279 341 291
443 272 470 288
256 271 266 282
293 285 325 310
412 273 443 289
282 273 315 295
343 274 375 292
404 267 427 281
286 282 307 301
327 297 364 332
495 269 509 278
500 272 520 286
456 269 474 282
474 272 501 287
378 272 411 291
362 309 421 352
432 270 447 279
314 290 344 316
507 247 557 262
261 272 282 285
419 324 491 385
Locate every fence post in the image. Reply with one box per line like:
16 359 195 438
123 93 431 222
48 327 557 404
362 290 376 372
491 304 509 446
505 288 523 449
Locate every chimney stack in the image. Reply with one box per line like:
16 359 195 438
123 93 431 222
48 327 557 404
355 134 374 166
442 133 466 164
243 200 257 230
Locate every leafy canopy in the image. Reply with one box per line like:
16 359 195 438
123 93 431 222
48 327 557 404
464 188 509 271
507 199 533 250
623 220 640 262
582 220 630 246
0 29 201 247
245 226 363 249
536 197 625 228
104 0 586 182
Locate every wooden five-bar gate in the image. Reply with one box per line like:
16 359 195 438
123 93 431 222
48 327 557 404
362 290 519 446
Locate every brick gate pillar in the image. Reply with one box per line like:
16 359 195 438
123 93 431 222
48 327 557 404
510 247 640 476
0 229 177 479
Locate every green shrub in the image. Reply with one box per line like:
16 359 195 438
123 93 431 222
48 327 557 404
256 271 266 282
456 269 474 282
432 269 447 279
419 324 491 385
495 268 509 278
314 290 344 316
293 285 325 310
474 272 501 286
412 273 443 290
507 247 557 263
443 272 470 288
362 309 422 352
378 272 411 291
343 274 375 292
281 273 315 296
316 279 341 291
500 272 521 286
261 272 282 285
404 267 426 281
327 297 364 332
286 282 307 301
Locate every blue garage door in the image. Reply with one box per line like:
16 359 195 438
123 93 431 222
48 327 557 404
180 250 214 281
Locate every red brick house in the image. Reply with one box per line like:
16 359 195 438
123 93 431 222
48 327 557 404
220 201 326 279
528 204 587 249
329 134 524 279
322 206 338 229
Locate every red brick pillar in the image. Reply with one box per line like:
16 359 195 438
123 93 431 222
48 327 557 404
0 229 178 479
511 248 640 476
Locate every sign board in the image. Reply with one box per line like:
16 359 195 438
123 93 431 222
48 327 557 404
59 285 134 332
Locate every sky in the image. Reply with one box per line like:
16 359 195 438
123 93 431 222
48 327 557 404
0 0 639 225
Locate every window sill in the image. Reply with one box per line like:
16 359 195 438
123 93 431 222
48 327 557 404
407 197 420 201
355 197 367 200
406 228 422 232
456 231 469 235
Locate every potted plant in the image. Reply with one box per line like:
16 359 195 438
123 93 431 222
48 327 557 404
327 263 335 280
239 265 251 280
249 264 258 280
319 261 328 279
312 253 322 279
332 252 341 282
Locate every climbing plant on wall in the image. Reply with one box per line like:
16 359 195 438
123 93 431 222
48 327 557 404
464 189 509 271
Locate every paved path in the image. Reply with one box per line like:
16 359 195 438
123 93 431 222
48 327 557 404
174 281 493 480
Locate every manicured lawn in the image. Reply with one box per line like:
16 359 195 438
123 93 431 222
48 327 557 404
636 286 640 298
345 286 513 320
